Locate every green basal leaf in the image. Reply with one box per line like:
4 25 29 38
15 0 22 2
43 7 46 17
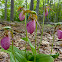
14 52 27 62
22 37 35 54
28 61 33 62
10 52 15 62
26 51 33 61
1 46 27 62
22 37 28 42
1 48 10 53
1 45 54 62
7 46 26 57
2 26 11 30
50 52 59 59
1 46 33 61
29 53 54 62
1 49 19 62
1 46 26 56
36 54 54 62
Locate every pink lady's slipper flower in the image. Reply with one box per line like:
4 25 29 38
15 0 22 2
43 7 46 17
19 11 25 21
45 9 48 16
1 37 10 50
43 6 54 17
57 30 62 39
43 8 48 16
26 20 36 34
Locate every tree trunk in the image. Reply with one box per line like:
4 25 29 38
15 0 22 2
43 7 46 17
36 0 40 15
53 0 56 22
47 0 49 4
60 0 62 22
30 0 34 10
10 0 14 21
36 0 40 28
5 0 7 20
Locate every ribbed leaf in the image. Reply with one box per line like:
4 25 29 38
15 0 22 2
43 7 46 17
1 48 10 53
1 45 54 62
29 54 54 62
50 53 59 59
10 52 15 62
7 46 26 56
1 47 27 62
36 54 54 62
9 52 20 62
1 46 33 61
22 37 35 54
14 52 27 62
1 49 19 62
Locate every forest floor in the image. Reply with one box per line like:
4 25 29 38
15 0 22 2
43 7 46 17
0 21 62 62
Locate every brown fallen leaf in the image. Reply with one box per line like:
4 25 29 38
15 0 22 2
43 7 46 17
60 44 62 47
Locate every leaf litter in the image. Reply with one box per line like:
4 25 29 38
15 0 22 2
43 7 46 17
0 21 62 62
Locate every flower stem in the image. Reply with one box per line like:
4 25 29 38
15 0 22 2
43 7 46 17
11 29 16 62
38 4 45 53
25 0 27 58
51 26 56 54
34 21 37 62
25 13 27 57
51 24 61 54
51 34 54 54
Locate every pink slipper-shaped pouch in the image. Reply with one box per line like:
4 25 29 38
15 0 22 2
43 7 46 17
26 20 36 34
57 30 62 39
19 12 25 21
1 37 10 50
